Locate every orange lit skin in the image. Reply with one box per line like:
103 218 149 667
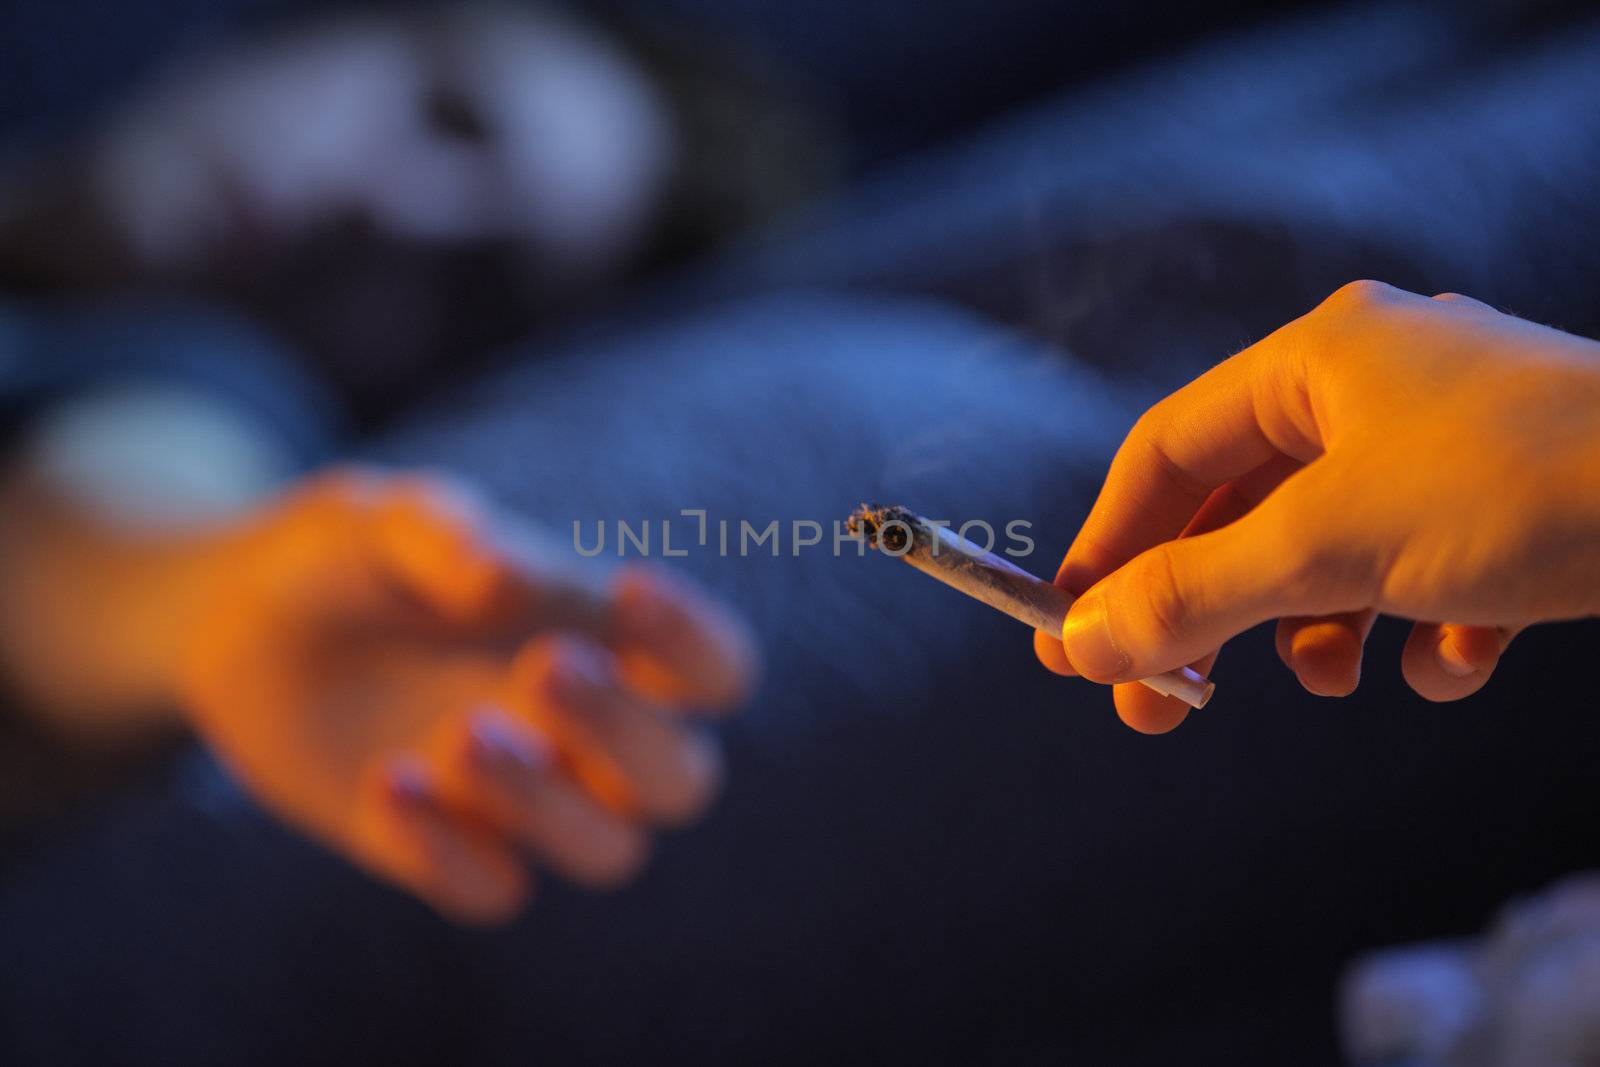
177 469 757 924
1037 283 1600 731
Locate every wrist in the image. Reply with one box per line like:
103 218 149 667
0 465 255 742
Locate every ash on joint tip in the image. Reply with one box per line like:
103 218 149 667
847 503 916 553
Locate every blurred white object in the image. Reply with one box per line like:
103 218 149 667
1342 942 1481 1065
1342 874 1600 1067
87 2 673 278
25 386 294 527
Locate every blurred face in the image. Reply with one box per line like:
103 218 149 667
89 3 675 283
74 3 679 409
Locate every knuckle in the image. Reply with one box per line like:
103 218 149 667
1140 545 1197 647
511 632 581 695
1321 279 1397 316
313 463 390 499
1128 403 1164 442
278 464 387 518
1303 281 1401 370
391 470 486 527
1120 407 1211 502
1126 402 1173 455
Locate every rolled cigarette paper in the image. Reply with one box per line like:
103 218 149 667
846 504 1215 710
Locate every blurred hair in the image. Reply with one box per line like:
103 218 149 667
584 3 841 264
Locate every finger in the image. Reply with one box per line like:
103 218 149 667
1039 455 1298 677
1438 623 1521 674
513 635 723 825
1054 315 1330 598
611 566 759 711
1095 453 1277 723
1035 628 1076 676
1111 649 1219 735
1401 622 1521 702
1055 282 1433 598
1077 478 1235 727
356 756 530 925
450 706 649 887
1062 464 1364 682
365 474 518 625
1103 456 1250 723
366 474 614 633
365 477 757 708
1275 610 1378 697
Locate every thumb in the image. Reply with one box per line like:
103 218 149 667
1061 500 1329 682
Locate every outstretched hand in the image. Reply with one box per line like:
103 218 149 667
181 469 757 923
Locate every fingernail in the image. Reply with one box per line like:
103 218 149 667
386 760 433 808
467 709 548 772
1435 635 1479 678
1062 592 1131 682
547 643 613 705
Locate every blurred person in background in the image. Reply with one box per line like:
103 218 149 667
0 1 832 424
0 0 794 920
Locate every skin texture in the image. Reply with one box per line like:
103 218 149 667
1035 281 1600 734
